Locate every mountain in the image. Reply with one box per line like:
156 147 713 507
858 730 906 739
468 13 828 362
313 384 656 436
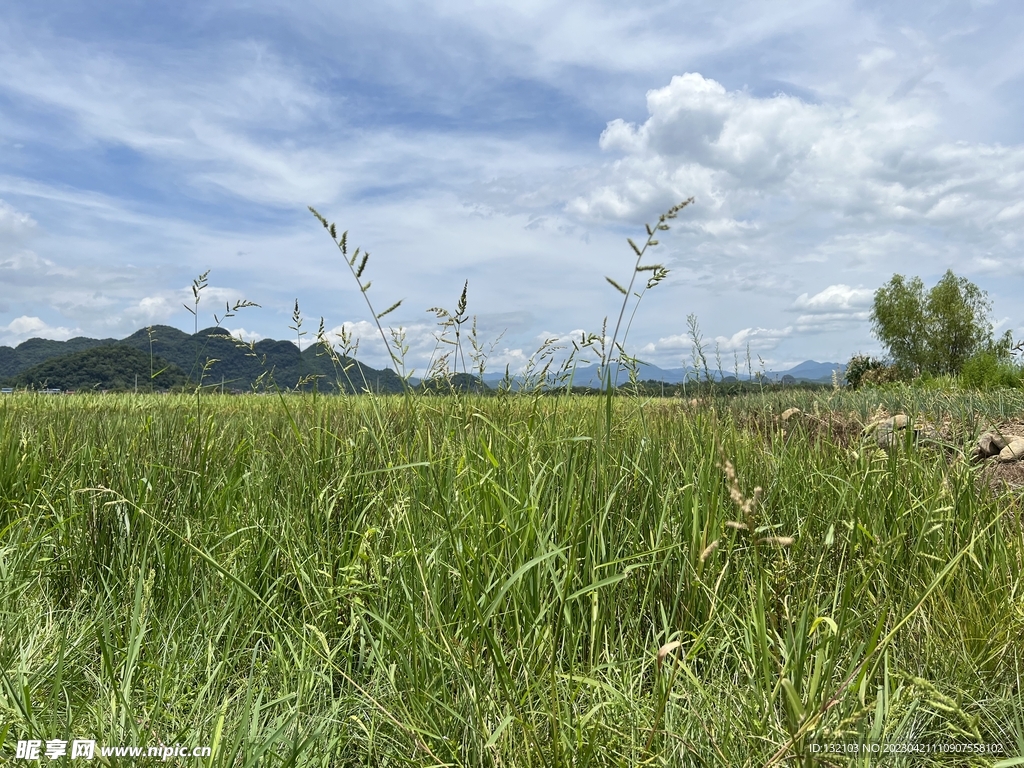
765 360 845 382
0 326 407 393
116 325 406 392
5 345 190 391
481 359 844 388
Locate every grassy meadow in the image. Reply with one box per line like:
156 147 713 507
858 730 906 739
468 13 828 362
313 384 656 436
2 387 1024 766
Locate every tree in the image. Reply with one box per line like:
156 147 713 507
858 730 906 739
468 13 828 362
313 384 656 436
925 271 993 375
870 270 993 376
870 275 929 373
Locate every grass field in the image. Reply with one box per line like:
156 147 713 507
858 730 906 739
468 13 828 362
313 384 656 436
2 388 1023 766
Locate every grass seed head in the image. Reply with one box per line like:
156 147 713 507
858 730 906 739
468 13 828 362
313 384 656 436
758 536 795 547
657 641 682 671
700 540 720 562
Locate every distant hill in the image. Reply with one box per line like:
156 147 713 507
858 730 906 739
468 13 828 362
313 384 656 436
0 335 117 378
767 360 845 382
5 345 189 391
482 359 845 388
0 325 407 393
116 325 406 392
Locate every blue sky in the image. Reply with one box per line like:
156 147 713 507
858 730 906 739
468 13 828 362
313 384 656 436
1 0 1022 372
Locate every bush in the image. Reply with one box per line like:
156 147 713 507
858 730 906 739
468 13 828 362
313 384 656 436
844 354 892 389
859 364 908 388
960 351 1023 390
916 373 960 391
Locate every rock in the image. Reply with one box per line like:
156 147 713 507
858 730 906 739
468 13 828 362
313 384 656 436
863 414 944 450
914 425 943 447
865 415 910 448
781 407 802 422
973 432 1009 461
998 437 1024 463
864 415 909 434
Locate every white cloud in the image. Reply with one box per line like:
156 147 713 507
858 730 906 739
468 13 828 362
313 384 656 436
322 321 439 371
0 250 67 278
0 3 1022 371
123 295 181 325
792 284 873 313
859 47 896 70
791 284 874 332
713 326 792 352
226 327 266 344
0 199 36 238
485 347 530 372
638 325 792 357
0 315 78 346
571 72 1024 245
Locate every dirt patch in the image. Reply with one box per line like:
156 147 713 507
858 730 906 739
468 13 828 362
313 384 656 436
987 460 1024 489
980 460 1024 494
982 420 1024 440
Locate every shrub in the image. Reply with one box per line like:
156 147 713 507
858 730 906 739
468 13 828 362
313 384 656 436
960 351 1023 390
844 354 885 389
859 364 908 387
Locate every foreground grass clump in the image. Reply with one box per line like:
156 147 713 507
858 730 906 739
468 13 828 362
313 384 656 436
1 391 1023 766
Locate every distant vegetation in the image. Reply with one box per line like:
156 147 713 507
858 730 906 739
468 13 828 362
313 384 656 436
0 334 118 379
5 345 189 391
1 325 847 395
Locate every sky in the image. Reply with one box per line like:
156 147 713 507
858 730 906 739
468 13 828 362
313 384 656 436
1 0 1023 372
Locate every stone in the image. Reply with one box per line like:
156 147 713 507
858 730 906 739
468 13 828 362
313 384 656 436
863 415 945 450
914 425 943 447
998 438 1024 463
973 432 1009 461
865 415 910 448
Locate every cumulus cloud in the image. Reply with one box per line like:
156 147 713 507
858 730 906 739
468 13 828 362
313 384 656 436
640 325 792 357
790 284 874 332
225 327 267 344
713 326 793 352
321 321 439 371
0 250 66 280
315 321 588 374
123 295 182 325
793 284 873 312
570 72 1024 249
0 315 78 346
0 199 37 239
1 3 1022 370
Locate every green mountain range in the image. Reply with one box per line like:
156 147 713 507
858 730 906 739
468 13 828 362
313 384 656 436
0 325 406 393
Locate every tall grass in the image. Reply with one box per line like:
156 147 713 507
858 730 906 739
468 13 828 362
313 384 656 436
1 389 1022 766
